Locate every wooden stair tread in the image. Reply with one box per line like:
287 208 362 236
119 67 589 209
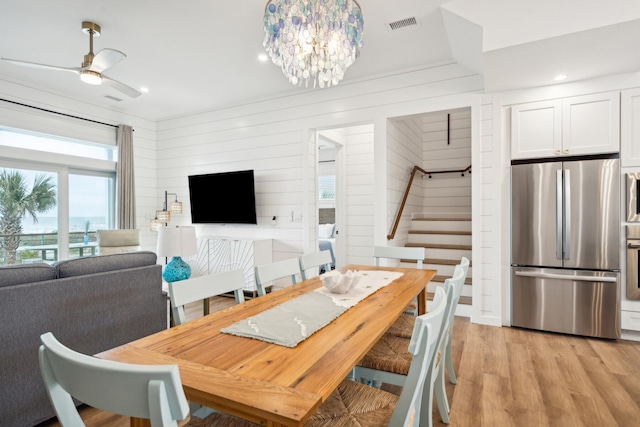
401 258 473 266
406 242 472 250
427 291 472 306
432 275 472 285
409 230 471 235
413 218 472 222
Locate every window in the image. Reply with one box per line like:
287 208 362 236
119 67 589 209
0 128 116 266
318 175 336 199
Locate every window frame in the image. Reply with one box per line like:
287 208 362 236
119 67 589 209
0 129 116 263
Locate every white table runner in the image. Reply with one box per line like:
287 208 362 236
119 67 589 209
221 270 403 347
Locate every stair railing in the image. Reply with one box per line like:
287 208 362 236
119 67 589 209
387 164 471 240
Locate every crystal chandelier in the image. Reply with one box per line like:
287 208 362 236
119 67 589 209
263 0 364 88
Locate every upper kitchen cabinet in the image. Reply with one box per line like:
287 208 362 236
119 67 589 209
511 92 620 160
622 88 640 167
511 100 562 160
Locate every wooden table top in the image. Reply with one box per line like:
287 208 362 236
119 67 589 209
96 264 435 427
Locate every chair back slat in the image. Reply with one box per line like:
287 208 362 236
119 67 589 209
169 269 245 325
373 246 425 269
39 332 189 427
299 250 333 280
254 258 301 296
389 286 448 426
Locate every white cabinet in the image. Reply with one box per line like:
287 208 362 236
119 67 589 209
511 92 620 160
192 237 272 294
622 310 640 332
621 88 640 167
511 100 562 159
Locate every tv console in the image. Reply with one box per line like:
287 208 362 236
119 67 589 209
192 236 273 296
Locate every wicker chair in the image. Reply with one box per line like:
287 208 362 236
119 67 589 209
352 264 465 425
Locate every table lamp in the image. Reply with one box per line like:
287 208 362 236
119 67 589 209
156 226 198 282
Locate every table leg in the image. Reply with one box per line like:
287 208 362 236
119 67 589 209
417 287 427 315
130 417 150 427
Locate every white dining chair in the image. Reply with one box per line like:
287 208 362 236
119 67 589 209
38 332 190 427
352 265 462 426
374 245 426 315
373 245 425 269
199 286 450 427
384 256 470 419
299 250 333 280
169 269 246 326
254 258 301 296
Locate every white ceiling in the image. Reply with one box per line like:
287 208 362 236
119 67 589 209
1 0 639 122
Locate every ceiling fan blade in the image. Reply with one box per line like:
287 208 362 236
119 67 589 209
1 58 81 74
102 74 141 98
90 48 126 73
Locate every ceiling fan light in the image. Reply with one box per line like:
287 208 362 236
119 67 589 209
80 70 103 85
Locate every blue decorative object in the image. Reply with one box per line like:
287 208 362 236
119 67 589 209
162 256 192 283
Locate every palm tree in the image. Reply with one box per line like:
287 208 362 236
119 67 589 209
0 170 57 265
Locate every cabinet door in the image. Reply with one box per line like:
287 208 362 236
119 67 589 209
622 88 640 167
562 92 620 156
511 100 562 159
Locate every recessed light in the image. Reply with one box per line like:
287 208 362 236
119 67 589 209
554 74 568 81
140 87 149 93
258 54 268 62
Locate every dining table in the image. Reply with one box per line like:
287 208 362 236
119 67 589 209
95 264 436 427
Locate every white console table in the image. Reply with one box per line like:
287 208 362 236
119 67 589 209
191 237 273 294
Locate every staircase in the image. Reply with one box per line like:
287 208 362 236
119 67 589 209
403 215 472 317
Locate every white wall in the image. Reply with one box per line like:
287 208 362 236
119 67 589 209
386 116 424 247
155 62 484 270
422 108 472 215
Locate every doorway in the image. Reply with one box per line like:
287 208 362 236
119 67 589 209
316 132 341 268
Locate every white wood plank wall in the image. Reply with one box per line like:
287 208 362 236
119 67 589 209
387 116 425 247
155 63 483 268
343 124 375 264
422 108 472 215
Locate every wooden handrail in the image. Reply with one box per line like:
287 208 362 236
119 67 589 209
387 164 471 240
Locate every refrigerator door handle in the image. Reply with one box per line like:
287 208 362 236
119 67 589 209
564 169 571 260
556 169 563 259
515 271 617 282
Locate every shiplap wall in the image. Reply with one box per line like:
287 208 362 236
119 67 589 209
422 108 472 215
343 124 375 264
387 116 424 247
155 63 484 270
0 79 158 251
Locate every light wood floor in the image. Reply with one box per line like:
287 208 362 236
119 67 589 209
38 298 640 427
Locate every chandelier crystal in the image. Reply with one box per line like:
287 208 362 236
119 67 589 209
263 0 364 88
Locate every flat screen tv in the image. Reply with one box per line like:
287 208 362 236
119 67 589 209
188 170 258 224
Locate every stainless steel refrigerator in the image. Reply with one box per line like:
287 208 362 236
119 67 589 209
511 156 620 339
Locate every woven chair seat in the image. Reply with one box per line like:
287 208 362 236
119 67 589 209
194 379 399 427
386 313 416 339
404 300 417 314
357 334 412 375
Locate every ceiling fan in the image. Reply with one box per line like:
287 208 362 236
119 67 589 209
1 21 141 98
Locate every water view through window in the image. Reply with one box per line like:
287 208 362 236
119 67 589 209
0 129 116 266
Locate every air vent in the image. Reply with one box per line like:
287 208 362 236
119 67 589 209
104 95 123 102
388 17 418 31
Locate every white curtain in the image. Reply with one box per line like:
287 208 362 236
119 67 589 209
116 125 136 229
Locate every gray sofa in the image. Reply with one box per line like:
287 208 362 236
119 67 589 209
0 251 166 427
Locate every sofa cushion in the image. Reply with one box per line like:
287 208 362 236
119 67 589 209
0 263 57 288
55 251 157 278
